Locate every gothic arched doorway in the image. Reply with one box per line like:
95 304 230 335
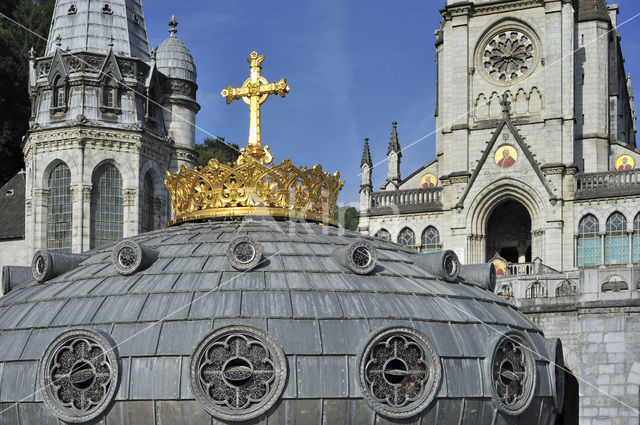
486 199 531 263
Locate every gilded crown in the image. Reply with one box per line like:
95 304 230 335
165 51 344 226
165 147 343 226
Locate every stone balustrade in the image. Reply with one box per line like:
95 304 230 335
575 169 640 199
368 188 442 216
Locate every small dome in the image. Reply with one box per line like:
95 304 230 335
155 15 196 82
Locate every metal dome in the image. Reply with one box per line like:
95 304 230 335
155 16 197 83
0 219 563 424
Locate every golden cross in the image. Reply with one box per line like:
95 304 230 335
221 51 290 162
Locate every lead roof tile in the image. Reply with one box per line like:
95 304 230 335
305 273 361 292
128 274 179 293
442 358 483 397
188 291 241 319
268 319 321 355
156 400 212 425
264 272 312 290
156 320 211 356
241 291 292 318
17 402 59 425
115 357 130 400
200 255 228 272
92 294 148 323
162 257 207 273
138 292 193 321
56 278 106 297
51 296 106 326
449 323 493 359
88 276 136 296
282 356 297 398
20 328 61 360
0 330 31 361
319 319 370 355
290 291 342 319
220 271 265 290
0 304 36 330
159 243 201 257
0 361 37 402
296 356 348 398
111 322 162 356
28 281 71 301
173 272 221 291
129 357 181 399
412 320 464 358
104 400 154 424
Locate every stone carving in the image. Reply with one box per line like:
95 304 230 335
190 326 286 421
483 31 535 82
359 328 441 418
491 333 535 414
39 329 119 423
475 88 542 119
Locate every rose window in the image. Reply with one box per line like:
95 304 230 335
190 326 286 421
40 329 119 423
491 333 536 414
359 328 441 418
483 31 535 82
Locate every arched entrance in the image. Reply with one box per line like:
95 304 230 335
486 199 531 263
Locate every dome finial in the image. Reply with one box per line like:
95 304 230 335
169 15 178 37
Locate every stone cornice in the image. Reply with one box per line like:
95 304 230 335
442 0 544 19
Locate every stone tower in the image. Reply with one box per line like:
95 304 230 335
23 0 198 256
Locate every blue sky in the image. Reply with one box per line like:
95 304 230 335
143 0 640 206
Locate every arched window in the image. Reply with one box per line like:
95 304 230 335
374 229 391 241
90 163 123 249
577 214 600 266
46 163 72 252
397 227 416 248
525 281 547 298
140 172 156 233
633 212 640 263
52 75 65 108
421 226 440 253
604 212 628 265
102 75 116 108
556 280 577 297
601 275 628 292
497 285 513 301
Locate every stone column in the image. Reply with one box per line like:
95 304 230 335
627 231 633 267
599 231 606 267
122 188 137 237
82 185 92 250
33 189 49 251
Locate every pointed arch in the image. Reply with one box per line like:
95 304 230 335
397 227 416 248
577 214 600 267
374 228 391 241
90 162 123 249
604 212 628 265
421 226 441 253
525 281 547 298
46 162 72 252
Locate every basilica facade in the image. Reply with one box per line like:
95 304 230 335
359 0 640 423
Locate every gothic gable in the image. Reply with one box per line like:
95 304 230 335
99 49 124 82
456 100 556 209
47 49 68 84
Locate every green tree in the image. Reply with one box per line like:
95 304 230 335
195 137 241 167
0 0 55 185
334 206 359 231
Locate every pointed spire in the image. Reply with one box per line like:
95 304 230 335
169 15 178 37
361 137 372 168
28 47 35 61
387 121 401 157
500 93 511 118
150 48 157 62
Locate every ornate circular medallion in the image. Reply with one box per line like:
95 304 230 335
190 326 287 421
227 237 263 271
420 173 437 188
494 145 518 168
345 241 377 275
39 329 119 423
359 328 441 418
616 154 634 170
483 30 535 82
111 241 143 275
490 332 536 415
32 249 52 282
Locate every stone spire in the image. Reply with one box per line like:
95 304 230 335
385 121 401 188
46 0 150 60
387 120 402 157
361 137 372 168
169 15 178 37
